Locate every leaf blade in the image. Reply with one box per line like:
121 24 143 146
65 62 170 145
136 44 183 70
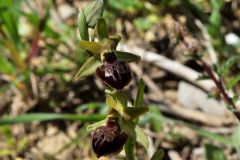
78 8 89 40
205 144 226 160
0 54 15 74
135 125 149 149
0 113 104 125
116 51 140 62
75 56 101 80
134 79 145 108
79 41 105 55
96 18 109 41
84 0 104 28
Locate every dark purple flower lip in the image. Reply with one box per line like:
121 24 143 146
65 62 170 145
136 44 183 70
96 53 132 90
92 118 128 158
103 52 117 64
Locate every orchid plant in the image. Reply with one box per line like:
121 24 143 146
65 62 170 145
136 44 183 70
75 0 162 159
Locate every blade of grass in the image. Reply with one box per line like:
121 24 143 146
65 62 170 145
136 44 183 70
168 117 233 146
134 79 145 108
0 113 105 125
0 53 15 74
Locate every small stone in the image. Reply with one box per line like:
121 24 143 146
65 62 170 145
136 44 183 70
58 4 75 20
177 81 227 116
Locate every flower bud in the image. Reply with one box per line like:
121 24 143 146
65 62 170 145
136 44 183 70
96 52 132 90
92 118 128 158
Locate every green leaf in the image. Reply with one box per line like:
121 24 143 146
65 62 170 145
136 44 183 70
75 56 101 80
210 0 224 9
120 120 149 149
0 113 104 125
84 0 104 28
226 74 240 90
78 8 89 40
124 107 148 120
107 0 144 13
0 0 21 46
148 106 164 132
205 144 225 160
0 125 14 147
217 55 240 76
134 15 158 31
134 79 145 108
116 51 140 62
0 149 12 157
87 119 107 131
122 119 136 160
96 18 109 41
180 0 207 23
129 79 147 120
207 0 224 37
120 119 136 140
106 92 147 120
186 123 232 145
135 125 149 149
106 92 127 117
79 41 105 55
150 149 164 160
23 11 40 27
17 137 28 152
0 54 15 74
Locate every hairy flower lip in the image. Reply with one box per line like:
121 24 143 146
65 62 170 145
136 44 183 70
96 59 132 90
92 118 128 158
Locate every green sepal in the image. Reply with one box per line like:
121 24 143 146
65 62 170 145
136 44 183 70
96 18 109 41
75 56 101 80
84 0 104 28
124 106 148 120
78 8 89 40
106 92 127 117
116 51 140 62
79 40 105 55
205 144 225 160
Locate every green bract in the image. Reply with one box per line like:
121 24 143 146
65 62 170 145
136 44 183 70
75 56 101 80
96 18 109 41
78 8 89 40
120 119 149 150
79 41 105 55
84 0 104 28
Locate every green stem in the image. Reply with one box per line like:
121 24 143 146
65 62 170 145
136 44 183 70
124 137 135 160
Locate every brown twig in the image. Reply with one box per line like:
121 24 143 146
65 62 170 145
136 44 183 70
200 60 240 121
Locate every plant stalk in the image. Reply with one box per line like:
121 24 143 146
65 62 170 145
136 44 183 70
200 60 240 121
124 137 135 160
